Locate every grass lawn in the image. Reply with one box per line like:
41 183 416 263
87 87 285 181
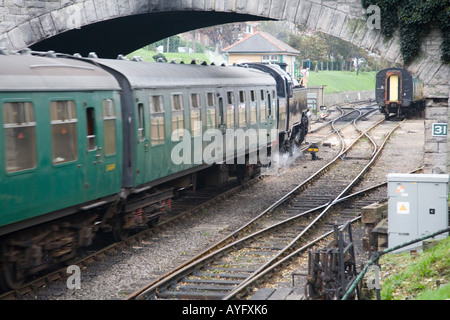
126 50 376 95
307 70 376 94
378 236 450 300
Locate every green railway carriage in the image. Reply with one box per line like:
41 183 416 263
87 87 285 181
0 53 123 290
93 59 278 191
0 53 123 234
0 52 280 291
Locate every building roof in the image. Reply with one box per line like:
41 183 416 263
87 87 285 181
222 31 300 55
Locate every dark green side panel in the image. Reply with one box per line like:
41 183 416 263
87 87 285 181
0 90 122 227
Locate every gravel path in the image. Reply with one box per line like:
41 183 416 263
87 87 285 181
23 115 425 300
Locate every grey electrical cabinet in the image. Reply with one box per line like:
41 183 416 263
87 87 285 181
387 173 449 252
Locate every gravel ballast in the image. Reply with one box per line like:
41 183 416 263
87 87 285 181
24 115 425 300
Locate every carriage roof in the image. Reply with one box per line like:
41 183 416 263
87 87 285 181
93 58 276 90
0 53 120 92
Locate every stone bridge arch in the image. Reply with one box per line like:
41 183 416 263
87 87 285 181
0 1 446 95
0 0 449 172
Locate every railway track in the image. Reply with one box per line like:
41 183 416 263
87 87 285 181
0 173 260 300
0 104 367 299
0 103 406 300
127 105 402 300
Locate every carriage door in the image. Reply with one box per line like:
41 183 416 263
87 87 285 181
386 72 401 104
84 99 119 200
135 102 149 185
267 91 274 127
389 75 399 102
85 106 103 199
218 97 225 133
266 90 277 147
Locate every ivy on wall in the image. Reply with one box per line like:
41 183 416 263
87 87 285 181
361 0 450 64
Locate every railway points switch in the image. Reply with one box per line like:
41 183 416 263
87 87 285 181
387 174 449 252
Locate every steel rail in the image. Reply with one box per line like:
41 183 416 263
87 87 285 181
126 108 363 299
307 105 346 134
129 107 390 300
305 106 380 156
222 119 404 300
131 162 420 301
226 216 363 300
307 101 377 135
130 184 375 300
126 108 368 300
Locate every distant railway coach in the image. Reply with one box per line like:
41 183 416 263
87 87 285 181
376 67 425 118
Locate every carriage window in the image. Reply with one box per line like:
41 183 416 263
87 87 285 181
151 95 165 113
267 92 273 117
206 92 216 129
171 94 184 139
103 99 116 155
190 93 201 137
227 91 234 105
260 90 267 121
86 107 96 150
137 103 145 142
150 95 165 146
238 90 247 127
3 102 37 172
207 92 215 107
172 94 184 111
226 91 234 128
219 98 224 126
265 90 276 119
239 91 245 103
250 90 257 124
270 90 276 117
50 100 77 164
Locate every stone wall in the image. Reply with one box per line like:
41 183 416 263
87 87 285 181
425 98 450 174
0 0 448 173
1 1 446 97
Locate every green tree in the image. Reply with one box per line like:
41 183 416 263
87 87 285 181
288 34 327 62
154 35 182 53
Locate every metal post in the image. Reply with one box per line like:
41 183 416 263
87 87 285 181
342 226 450 300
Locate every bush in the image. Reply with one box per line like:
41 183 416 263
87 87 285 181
152 53 167 62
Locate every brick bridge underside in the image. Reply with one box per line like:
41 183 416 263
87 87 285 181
0 0 449 173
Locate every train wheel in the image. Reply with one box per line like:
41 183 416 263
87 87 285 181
113 218 130 242
0 261 25 291
147 217 160 228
